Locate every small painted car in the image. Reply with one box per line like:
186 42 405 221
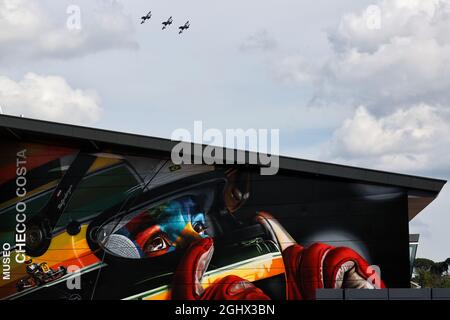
16 260 67 292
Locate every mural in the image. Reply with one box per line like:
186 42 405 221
0 140 408 300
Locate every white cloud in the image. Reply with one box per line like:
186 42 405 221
0 0 42 43
239 29 277 53
274 55 319 86
272 1 450 262
303 0 450 262
323 104 450 172
0 73 101 124
274 0 450 174
0 0 138 61
328 0 446 54
278 0 450 111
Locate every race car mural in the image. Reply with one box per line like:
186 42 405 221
0 140 408 300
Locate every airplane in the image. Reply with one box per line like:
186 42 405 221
178 21 190 34
140 11 152 24
162 16 173 30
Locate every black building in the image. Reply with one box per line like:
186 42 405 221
0 115 446 300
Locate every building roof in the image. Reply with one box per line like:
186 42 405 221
0 114 446 220
409 234 420 243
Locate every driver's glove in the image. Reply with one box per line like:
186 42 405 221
171 238 270 300
256 211 385 300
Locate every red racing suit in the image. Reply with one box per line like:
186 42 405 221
172 213 385 300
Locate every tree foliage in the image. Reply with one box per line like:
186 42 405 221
412 257 450 288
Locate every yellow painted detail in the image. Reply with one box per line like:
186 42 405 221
172 223 202 249
1 225 94 288
40 263 50 273
142 255 285 300
87 157 122 174
0 156 121 211
0 180 58 211
32 224 92 267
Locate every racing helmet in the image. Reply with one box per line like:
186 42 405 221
89 163 252 261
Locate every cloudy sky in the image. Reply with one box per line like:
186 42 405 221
1 0 449 261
